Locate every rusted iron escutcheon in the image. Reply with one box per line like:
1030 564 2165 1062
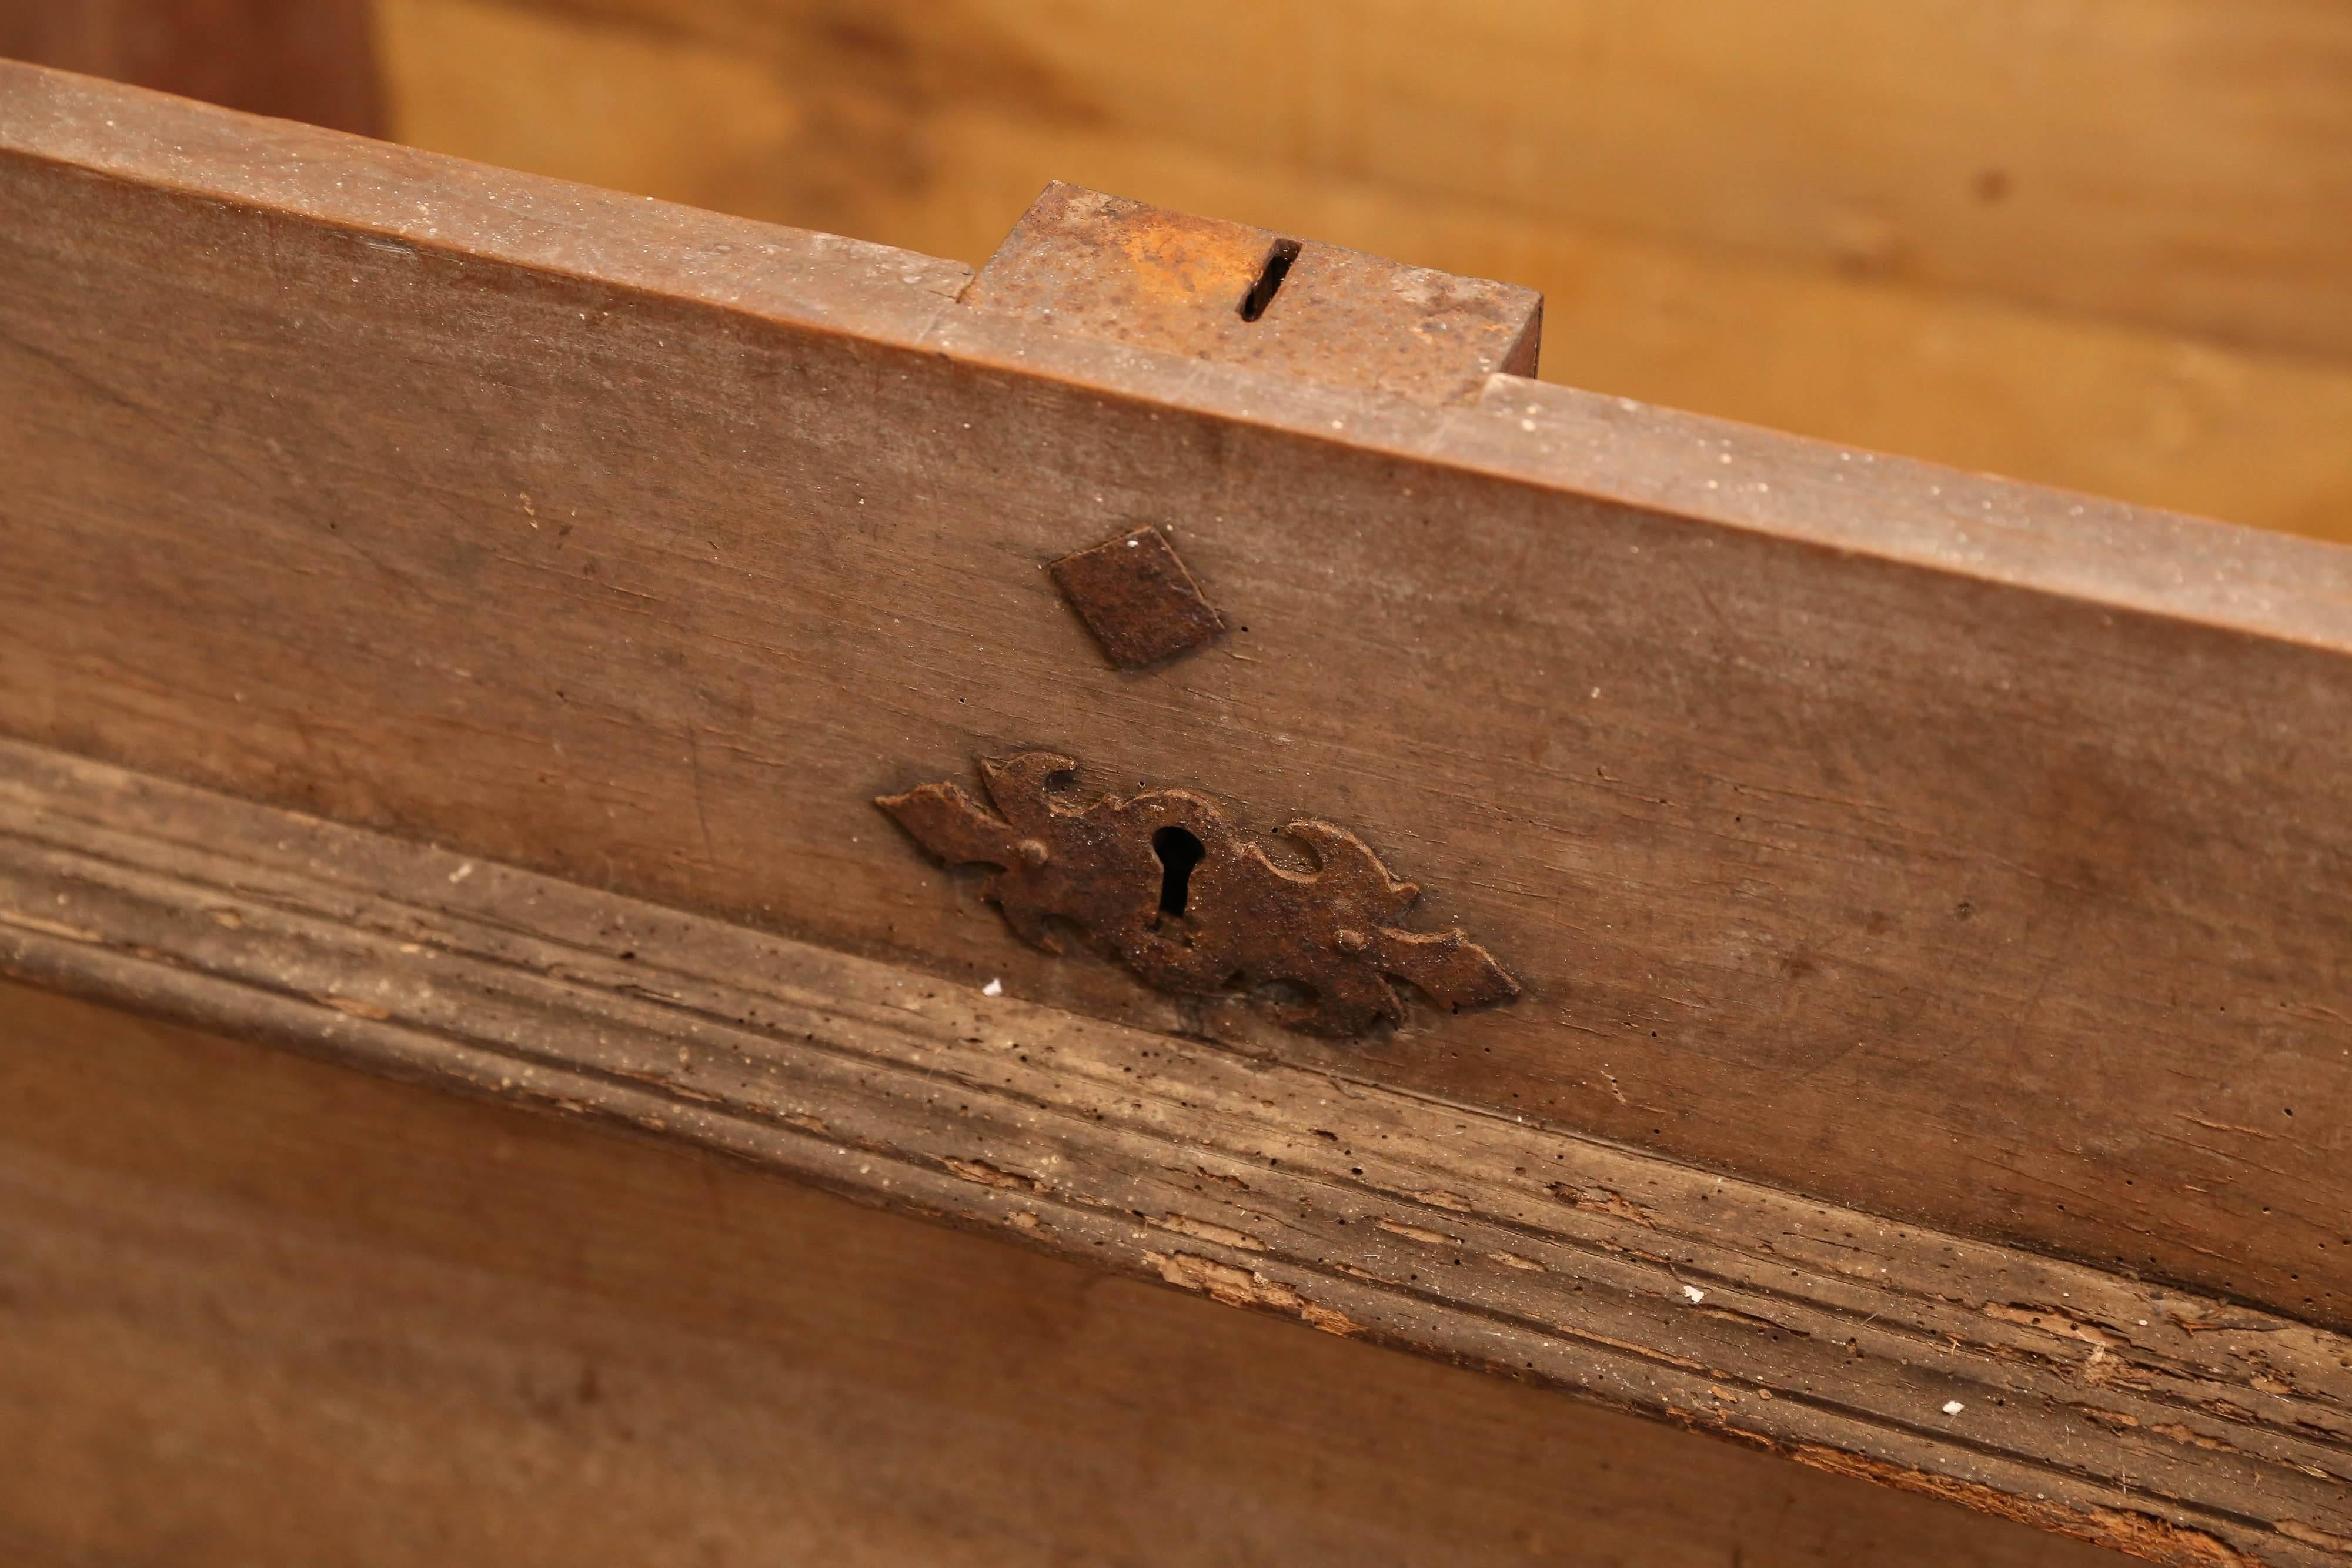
877 753 1518 1037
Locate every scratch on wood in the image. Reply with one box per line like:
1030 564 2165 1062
944 1157 1043 1192
1152 1215 1267 1251
1986 1302 2127 1349
1553 1182 1659 1228
0 911 103 943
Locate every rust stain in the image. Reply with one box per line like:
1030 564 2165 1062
1107 210 1267 312
878 751 1518 1037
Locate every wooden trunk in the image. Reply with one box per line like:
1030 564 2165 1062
2 28 2350 1568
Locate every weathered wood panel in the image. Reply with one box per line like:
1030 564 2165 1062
3 66 2350 1333
0 979 2133 1567
376 0 2352 541
0 740 2345 1564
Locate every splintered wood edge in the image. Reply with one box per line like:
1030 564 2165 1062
0 735 2345 1567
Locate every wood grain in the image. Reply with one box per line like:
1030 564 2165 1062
0 737 2344 1564
0 980 2134 1568
5 63 2352 1332
374 0 2352 543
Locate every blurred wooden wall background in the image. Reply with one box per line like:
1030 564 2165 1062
363 0 2352 544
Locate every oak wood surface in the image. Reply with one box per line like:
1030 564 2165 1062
0 738 2344 1566
0 979 2133 1568
4 63 2350 1332
376 0 2352 542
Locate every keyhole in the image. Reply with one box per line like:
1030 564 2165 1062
1154 826 1206 917
1238 238 1301 322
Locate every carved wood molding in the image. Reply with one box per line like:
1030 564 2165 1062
0 738 2344 1567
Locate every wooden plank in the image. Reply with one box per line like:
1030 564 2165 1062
0 981 2133 1568
0 739 2344 1566
374 0 2352 545
5 63 2352 1332
0 0 383 135
377 0 2352 365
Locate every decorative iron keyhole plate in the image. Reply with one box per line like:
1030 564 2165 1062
878 753 1518 1037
